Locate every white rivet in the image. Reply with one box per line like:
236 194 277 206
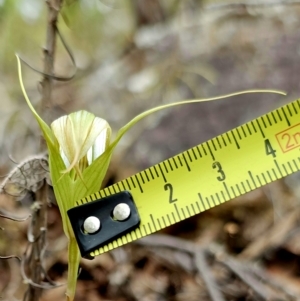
113 203 131 221
83 216 100 234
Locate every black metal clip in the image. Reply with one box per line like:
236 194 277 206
67 191 140 258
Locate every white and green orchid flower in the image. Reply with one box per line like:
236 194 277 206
17 56 285 300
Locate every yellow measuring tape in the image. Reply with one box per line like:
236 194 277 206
77 98 300 257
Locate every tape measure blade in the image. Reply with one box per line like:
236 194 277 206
78 99 300 257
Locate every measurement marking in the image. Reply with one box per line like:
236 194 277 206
149 168 155 179
272 168 278 179
153 165 160 177
261 172 267 184
236 184 241 195
210 195 217 206
246 179 252 190
216 192 221 204
167 160 173 171
205 197 212 208
221 190 226 202
157 218 162 229
248 171 257 188
174 203 181 220
139 172 145 184
186 150 193 162
241 125 247 138
166 214 171 225
221 134 227 146
266 170 273 181
172 157 178 169
103 189 108 197
246 123 252 135
211 139 217 151
256 119 265 138
297 99 300 109
147 222 153 234
236 127 242 140
251 121 257 133
266 114 272 126
198 193 208 210
171 212 176 223
162 161 169 173
223 182 231 198
231 131 240 149
196 201 201 212
181 208 186 219
292 159 299 170
182 153 191 171
274 160 284 177
178 156 183 166
286 104 293 117
161 216 167 227
291 102 298 114
281 107 291 126
271 111 278 124
116 182 121 192
226 132 232 143
261 116 267 128
276 109 283 122
191 148 198 160
287 161 297 172
158 164 167 182
144 170 150 182
112 185 117 194
130 177 136 189
191 203 196 214
256 175 262 186
134 175 143 192
201 144 208 156
143 224 147 235
196 146 203 157
241 181 247 193
216 136 222 148
281 163 293 175
231 186 237 197
186 205 191 217
206 142 215 160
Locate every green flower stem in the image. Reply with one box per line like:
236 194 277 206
66 237 80 301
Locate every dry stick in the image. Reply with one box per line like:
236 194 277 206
25 185 49 301
206 0 300 11
194 249 226 301
135 235 296 300
41 0 63 125
24 1 63 300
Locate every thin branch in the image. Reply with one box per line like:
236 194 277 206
41 0 63 125
0 209 31 222
206 0 300 11
194 248 226 301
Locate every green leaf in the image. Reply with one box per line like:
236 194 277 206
16 55 55 146
112 89 286 148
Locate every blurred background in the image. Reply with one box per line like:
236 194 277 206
1 0 300 300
